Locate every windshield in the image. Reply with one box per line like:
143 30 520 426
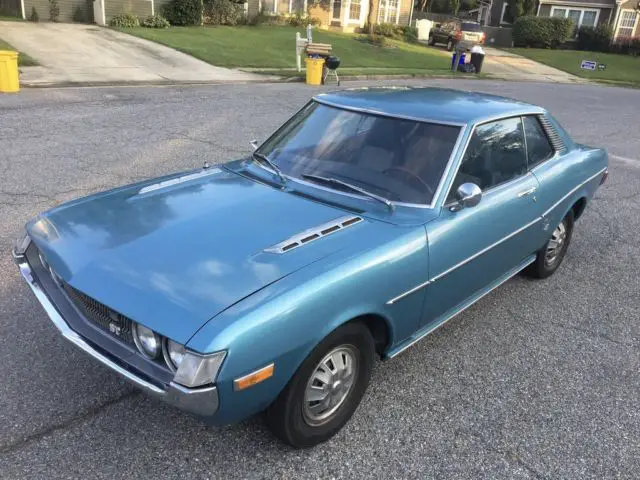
257 102 461 205
462 23 483 32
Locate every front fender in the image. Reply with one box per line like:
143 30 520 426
186 225 429 424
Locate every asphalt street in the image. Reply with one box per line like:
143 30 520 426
1 80 639 479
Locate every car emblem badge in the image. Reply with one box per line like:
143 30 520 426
109 323 122 336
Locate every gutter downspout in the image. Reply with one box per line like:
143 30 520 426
611 0 623 40
409 0 415 25
151 0 155 16
536 1 542 16
20 0 25 19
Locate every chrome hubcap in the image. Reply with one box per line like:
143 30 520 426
545 221 567 267
303 345 358 426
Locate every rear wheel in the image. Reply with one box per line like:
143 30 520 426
525 211 574 279
447 38 455 51
265 322 374 448
428 34 436 46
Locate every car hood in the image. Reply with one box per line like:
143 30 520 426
27 167 374 344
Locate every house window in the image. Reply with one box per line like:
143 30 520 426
378 0 400 24
550 6 600 29
618 10 638 37
348 0 361 21
500 3 510 24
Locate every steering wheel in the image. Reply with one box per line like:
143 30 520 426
383 166 435 197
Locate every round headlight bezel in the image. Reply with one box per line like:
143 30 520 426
162 338 187 372
132 323 162 359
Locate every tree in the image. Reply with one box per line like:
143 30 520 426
417 0 429 12
449 0 460 15
523 0 536 15
505 0 524 23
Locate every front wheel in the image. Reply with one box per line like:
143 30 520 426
446 39 455 51
265 322 374 448
525 211 574 279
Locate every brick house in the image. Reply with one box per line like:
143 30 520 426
248 0 416 31
477 0 639 40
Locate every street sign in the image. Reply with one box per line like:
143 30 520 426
580 60 597 71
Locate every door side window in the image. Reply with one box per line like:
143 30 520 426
447 117 527 201
522 115 554 168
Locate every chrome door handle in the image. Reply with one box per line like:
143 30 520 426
517 187 537 198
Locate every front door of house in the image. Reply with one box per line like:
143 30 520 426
332 0 342 21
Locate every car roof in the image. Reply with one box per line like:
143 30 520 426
314 87 545 126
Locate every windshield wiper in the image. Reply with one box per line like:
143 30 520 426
252 152 287 184
302 174 394 211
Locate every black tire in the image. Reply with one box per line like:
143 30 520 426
265 322 375 448
428 34 436 46
525 211 574 279
446 38 455 51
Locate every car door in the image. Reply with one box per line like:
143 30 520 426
420 117 544 329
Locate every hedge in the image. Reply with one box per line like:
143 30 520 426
512 16 573 49
162 0 203 25
576 24 612 52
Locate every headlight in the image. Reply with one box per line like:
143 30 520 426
163 339 186 370
132 323 161 359
14 230 31 255
164 340 226 388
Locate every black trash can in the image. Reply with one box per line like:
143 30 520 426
470 51 485 74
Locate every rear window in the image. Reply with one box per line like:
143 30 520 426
461 23 483 32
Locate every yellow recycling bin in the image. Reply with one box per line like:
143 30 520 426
0 50 20 93
305 57 324 86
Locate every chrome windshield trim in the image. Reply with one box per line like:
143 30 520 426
430 217 541 283
312 96 468 127
14 254 165 395
542 167 607 218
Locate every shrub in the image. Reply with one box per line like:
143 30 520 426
48 0 60 22
29 6 39 22
512 15 573 48
203 0 244 25
287 11 321 27
142 13 170 27
109 13 140 27
611 36 640 55
401 26 418 43
248 12 287 26
576 24 612 52
162 0 203 25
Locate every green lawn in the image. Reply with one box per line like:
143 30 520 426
509 48 640 87
0 38 38 66
120 26 451 71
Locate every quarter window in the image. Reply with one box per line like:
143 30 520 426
523 116 554 168
448 117 527 200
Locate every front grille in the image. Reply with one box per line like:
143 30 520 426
62 283 134 345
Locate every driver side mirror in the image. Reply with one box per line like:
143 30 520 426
250 140 259 151
450 183 482 212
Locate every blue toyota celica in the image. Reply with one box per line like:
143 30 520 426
13 87 608 447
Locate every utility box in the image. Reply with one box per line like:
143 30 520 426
416 19 434 41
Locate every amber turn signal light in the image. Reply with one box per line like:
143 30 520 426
234 363 275 391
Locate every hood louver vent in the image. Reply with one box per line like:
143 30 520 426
538 115 567 154
264 216 363 254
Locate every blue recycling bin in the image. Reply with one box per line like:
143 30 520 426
451 52 466 69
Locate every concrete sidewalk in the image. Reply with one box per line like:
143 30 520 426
0 22 273 86
481 47 584 83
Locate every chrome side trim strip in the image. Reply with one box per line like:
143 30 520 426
264 215 362 254
541 167 607 218
386 279 431 305
430 217 541 283
138 168 220 195
387 215 541 304
15 256 165 395
388 256 536 358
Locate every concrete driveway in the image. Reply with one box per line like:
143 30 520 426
0 22 268 85
481 47 583 83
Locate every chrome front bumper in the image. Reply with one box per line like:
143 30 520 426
13 248 219 418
